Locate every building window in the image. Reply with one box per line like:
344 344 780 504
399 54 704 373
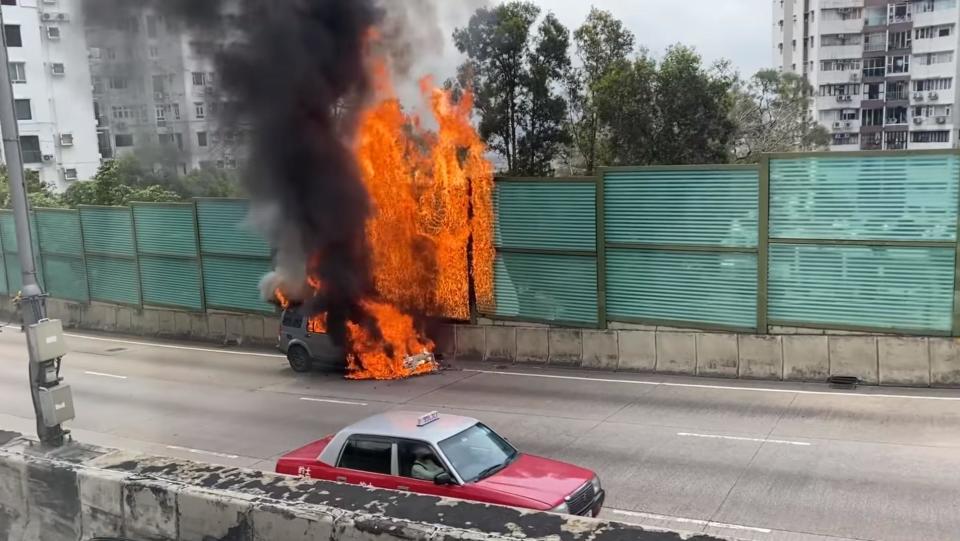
146 15 158 38
21 135 41 163
109 77 128 90
9 62 25 84
149 46 159 59
889 31 912 50
4 25 22 48
14 99 30 120
192 72 207 86
885 130 908 150
156 105 166 126
115 134 134 147
911 130 951 143
862 108 884 126
832 133 860 146
914 78 953 91
172 103 180 120
915 51 954 65
821 59 862 72
159 133 175 145
887 55 910 74
153 74 166 94
106 48 117 60
886 81 909 100
886 106 909 125
197 131 208 147
194 102 205 119
0 0 17 5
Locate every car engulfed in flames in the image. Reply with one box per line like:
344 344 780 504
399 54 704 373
272 60 493 382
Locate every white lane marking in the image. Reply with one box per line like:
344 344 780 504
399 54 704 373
610 509 773 534
466 369 960 401
83 371 128 380
677 432 812 446
49 331 285 358
300 397 368 407
166 445 240 460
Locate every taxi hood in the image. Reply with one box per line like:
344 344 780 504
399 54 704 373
473 453 593 507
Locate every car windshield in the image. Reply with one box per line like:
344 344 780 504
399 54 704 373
438 423 517 482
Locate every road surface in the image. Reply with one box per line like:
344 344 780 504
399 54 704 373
0 327 958 541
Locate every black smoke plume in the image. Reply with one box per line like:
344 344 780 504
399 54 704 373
85 0 384 348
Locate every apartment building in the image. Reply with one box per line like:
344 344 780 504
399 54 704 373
3 0 100 188
774 0 960 151
86 10 241 174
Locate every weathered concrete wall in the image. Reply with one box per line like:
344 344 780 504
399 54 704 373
453 323 960 388
3 295 956 388
0 433 728 541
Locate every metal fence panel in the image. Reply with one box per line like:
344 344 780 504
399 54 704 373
0 211 44 293
133 204 203 310
602 167 760 330
606 249 758 329
196 199 271 257
494 252 598 325
86 256 140 306
80 207 136 257
605 168 759 246
495 181 596 251
139 255 204 311
202 256 275 313
769 244 955 332
36 210 88 302
770 155 960 241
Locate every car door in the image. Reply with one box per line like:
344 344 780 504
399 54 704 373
394 439 463 499
335 435 401 490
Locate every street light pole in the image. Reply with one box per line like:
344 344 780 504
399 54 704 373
0 6 69 447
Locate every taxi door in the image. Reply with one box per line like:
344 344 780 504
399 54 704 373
392 439 464 499
334 435 403 490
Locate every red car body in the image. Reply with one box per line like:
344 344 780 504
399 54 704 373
275 412 605 516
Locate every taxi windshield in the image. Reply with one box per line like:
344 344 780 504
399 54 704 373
439 423 517 482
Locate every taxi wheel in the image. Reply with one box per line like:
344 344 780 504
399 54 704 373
287 346 313 373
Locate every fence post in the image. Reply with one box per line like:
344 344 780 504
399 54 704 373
757 156 771 334
191 200 208 312
75 209 93 304
595 170 607 330
952 157 960 337
129 206 145 308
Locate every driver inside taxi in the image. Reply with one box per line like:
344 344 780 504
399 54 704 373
411 445 444 481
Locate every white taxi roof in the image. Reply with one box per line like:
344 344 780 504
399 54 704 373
317 411 478 465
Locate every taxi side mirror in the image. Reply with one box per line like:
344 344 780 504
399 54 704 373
434 472 454 486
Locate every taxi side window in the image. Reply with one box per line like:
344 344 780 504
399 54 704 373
398 440 447 481
339 437 392 475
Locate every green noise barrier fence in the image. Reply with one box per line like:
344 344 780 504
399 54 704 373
3 150 960 336
0 199 274 315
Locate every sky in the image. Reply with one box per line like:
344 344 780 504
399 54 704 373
414 0 774 83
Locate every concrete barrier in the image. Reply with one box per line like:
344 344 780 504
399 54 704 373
5 295 959 388
0 433 731 541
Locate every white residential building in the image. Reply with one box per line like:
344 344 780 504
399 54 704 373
774 0 960 151
86 10 242 174
3 0 100 188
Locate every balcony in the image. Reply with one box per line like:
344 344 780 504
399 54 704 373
819 44 865 59
820 70 862 84
913 6 959 27
886 90 910 101
819 18 865 35
817 94 861 110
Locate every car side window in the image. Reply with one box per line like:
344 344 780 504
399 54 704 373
282 311 303 329
338 437 392 475
398 440 447 482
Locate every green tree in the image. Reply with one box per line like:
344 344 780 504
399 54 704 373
0 166 64 209
731 69 830 162
179 167 243 198
63 160 182 207
517 13 571 176
567 8 635 173
454 2 571 175
652 46 737 165
594 53 657 166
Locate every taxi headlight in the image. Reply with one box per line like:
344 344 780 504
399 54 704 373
551 501 570 514
591 476 601 494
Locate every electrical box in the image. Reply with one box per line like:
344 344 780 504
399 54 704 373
26 319 68 363
38 385 75 427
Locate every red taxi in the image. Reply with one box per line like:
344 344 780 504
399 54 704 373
276 411 605 516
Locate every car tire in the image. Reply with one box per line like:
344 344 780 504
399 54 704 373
287 346 313 373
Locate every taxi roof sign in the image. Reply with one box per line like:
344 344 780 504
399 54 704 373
417 411 440 427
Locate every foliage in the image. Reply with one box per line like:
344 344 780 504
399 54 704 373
63 161 182 207
454 1 571 175
731 69 830 162
567 7 636 173
0 166 65 209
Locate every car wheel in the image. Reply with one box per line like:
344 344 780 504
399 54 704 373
287 346 313 373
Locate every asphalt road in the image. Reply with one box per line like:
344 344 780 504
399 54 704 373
1 328 959 541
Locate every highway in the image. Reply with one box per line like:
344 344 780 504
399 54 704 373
0 328 958 541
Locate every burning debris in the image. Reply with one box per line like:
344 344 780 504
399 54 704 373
84 0 494 381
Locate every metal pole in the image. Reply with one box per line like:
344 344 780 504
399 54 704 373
0 6 63 446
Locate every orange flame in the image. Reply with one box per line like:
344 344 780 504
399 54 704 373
276 55 494 381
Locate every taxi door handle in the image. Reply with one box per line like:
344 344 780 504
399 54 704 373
336 476 347 482
397 485 410 491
